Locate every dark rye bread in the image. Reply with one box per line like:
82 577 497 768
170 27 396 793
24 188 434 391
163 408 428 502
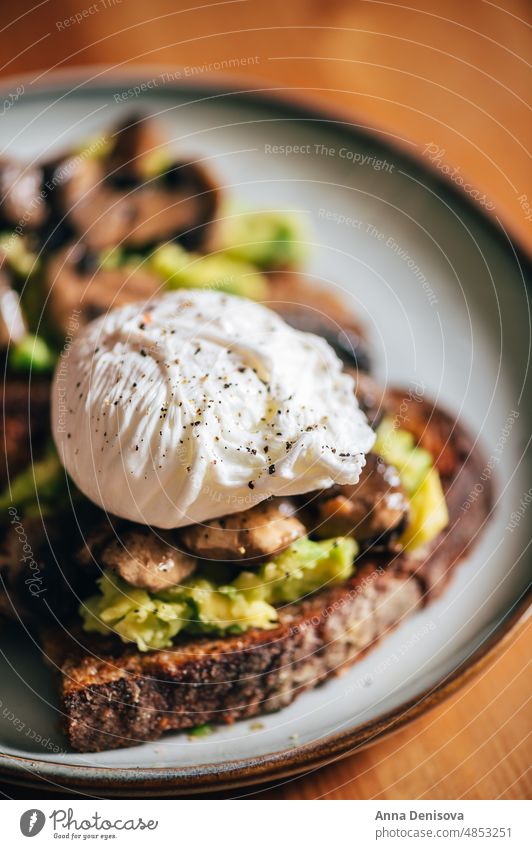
39 392 491 752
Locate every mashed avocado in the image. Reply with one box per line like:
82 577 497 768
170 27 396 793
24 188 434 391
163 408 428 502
9 333 57 373
218 209 307 269
0 233 40 278
374 417 449 551
150 243 269 300
81 536 357 651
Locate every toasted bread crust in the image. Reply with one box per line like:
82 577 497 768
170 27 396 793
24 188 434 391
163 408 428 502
40 391 491 752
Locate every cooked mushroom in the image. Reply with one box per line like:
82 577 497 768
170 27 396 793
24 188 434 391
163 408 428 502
0 262 27 347
0 159 47 231
268 275 371 373
47 116 219 252
81 524 197 592
180 498 306 563
45 244 162 333
352 371 386 428
106 114 169 185
311 453 409 547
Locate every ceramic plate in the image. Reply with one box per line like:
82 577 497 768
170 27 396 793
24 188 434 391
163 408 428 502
0 73 530 795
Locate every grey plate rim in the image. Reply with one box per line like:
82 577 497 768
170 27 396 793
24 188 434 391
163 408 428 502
0 68 530 795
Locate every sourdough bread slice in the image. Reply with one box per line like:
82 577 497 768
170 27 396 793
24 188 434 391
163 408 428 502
40 392 491 752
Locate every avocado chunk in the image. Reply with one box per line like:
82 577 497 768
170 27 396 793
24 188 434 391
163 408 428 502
0 233 40 278
238 535 357 604
219 210 307 269
398 467 449 552
9 333 56 373
81 535 357 651
374 417 449 551
150 242 269 300
374 417 433 493
0 447 65 515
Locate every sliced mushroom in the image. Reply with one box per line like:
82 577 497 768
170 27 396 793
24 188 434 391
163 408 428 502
45 244 162 333
47 117 219 252
312 453 409 547
80 524 197 592
180 498 306 563
106 114 170 184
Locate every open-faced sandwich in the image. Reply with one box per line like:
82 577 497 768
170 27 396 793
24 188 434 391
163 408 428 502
0 116 491 753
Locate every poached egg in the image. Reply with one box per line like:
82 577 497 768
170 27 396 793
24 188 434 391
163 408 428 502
52 289 375 528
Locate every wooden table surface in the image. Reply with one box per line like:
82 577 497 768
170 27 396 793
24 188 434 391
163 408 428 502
0 0 530 800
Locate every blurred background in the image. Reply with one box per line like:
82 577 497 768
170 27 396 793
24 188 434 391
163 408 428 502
0 0 530 251
0 0 530 800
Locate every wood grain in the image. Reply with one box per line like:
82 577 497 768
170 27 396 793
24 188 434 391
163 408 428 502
245 620 531 799
0 0 530 800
